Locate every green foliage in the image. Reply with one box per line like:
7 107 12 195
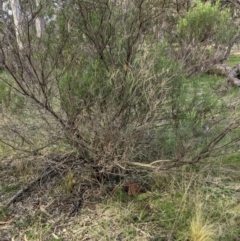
0 207 10 222
0 78 25 113
226 54 240 67
58 58 110 119
177 0 235 44
1 183 20 193
154 71 225 159
222 154 240 165
0 80 10 106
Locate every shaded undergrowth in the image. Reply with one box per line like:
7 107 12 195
0 153 240 241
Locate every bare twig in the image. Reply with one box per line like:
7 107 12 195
127 159 173 170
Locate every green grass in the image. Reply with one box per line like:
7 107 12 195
226 54 240 67
1 183 20 193
64 163 240 241
222 153 240 165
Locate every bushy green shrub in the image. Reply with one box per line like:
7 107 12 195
177 0 234 45
1 0 239 174
174 0 237 75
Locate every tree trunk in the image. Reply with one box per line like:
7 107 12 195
35 0 44 38
10 0 23 50
208 64 232 77
208 63 240 87
227 63 240 87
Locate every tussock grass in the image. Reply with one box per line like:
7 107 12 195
188 196 218 241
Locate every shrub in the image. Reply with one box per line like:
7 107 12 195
173 0 237 75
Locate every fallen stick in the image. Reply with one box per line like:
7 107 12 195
126 159 173 170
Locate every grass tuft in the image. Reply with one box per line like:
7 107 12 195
188 197 218 241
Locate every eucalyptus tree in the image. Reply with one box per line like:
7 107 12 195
9 0 24 49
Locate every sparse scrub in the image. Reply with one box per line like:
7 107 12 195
0 0 239 184
0 1 240 240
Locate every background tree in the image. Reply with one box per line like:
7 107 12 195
35 0 44 38
169 0 238 75
10 0 23 49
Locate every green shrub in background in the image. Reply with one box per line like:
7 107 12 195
177 0 234 45
174 0 237 75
